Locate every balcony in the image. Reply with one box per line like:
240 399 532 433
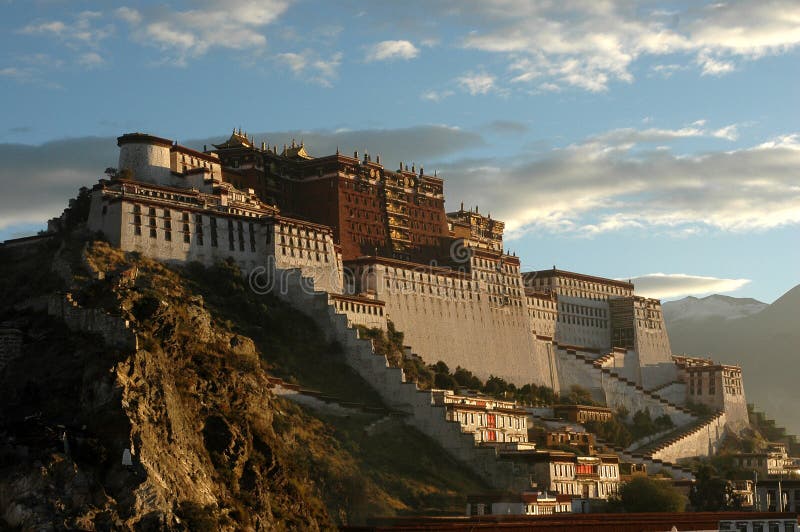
386 203 408 215
388 216 409 228
390 230 411 242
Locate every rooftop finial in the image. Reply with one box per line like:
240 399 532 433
291 138 296 148
376 154 381 164
336 145 340 155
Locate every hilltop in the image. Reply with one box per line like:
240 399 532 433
0 234 485 530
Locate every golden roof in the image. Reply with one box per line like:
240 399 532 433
281 139 313 160
213 128 254 150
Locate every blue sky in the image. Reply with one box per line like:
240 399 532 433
1 0 799 302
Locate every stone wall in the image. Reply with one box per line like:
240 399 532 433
347 261 552 386
329 295 387 330
89 192 342 293
47 293 138 351
633 299 676 390
650 412 728 463
274 268 531 490
0 328 22 373
652 382 687 406
554 348 696 427
553 296 611 350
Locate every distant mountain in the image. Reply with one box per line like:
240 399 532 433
664 285 800 435
662 294 767 323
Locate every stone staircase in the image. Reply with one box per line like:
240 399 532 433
273 268 529 490
650 380 683 395
274 269 725 483
527 409 695 481
564 350 695 419
558 349 731 465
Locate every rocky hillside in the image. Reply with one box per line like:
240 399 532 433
664 285 800 435
0 234 485 530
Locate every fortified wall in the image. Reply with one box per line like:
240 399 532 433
345 255 554 386
78 130 749 443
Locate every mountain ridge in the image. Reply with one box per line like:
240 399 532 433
664 283 800 435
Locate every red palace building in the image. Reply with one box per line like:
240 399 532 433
211 129 461 264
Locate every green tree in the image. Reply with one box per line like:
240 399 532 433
452 366 482 390
484 375 514 398
613 474 686 512
433 372 458 390
559 384 597 406
690 464 730 511
431 361 450 375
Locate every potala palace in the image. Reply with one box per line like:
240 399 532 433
81 129 753 489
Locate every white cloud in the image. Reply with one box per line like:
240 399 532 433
116 0 290 63
78 52 105 68
276 50 342 87
445 0 800 91
115 7 141 25
365 40 419 62
19 11 112 46
420 89 454 102
589 121 741 145
627 273 751 300
712 124 739 141
0 64 62 89
457 71 495 95
697 52 735 76
0 67 23 79
438 129 800 239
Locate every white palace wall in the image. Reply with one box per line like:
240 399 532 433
553 296 611 350
348 261 553 387
553 348 695 427
88 183 342 293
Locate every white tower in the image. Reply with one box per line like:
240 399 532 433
117 133 173 185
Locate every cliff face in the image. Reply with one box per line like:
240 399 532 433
0 236 484 530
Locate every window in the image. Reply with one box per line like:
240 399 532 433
210 217 218 247
228 220 235 251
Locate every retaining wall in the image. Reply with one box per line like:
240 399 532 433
650 412 728 463
275 269 531 490
47 293 138 351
